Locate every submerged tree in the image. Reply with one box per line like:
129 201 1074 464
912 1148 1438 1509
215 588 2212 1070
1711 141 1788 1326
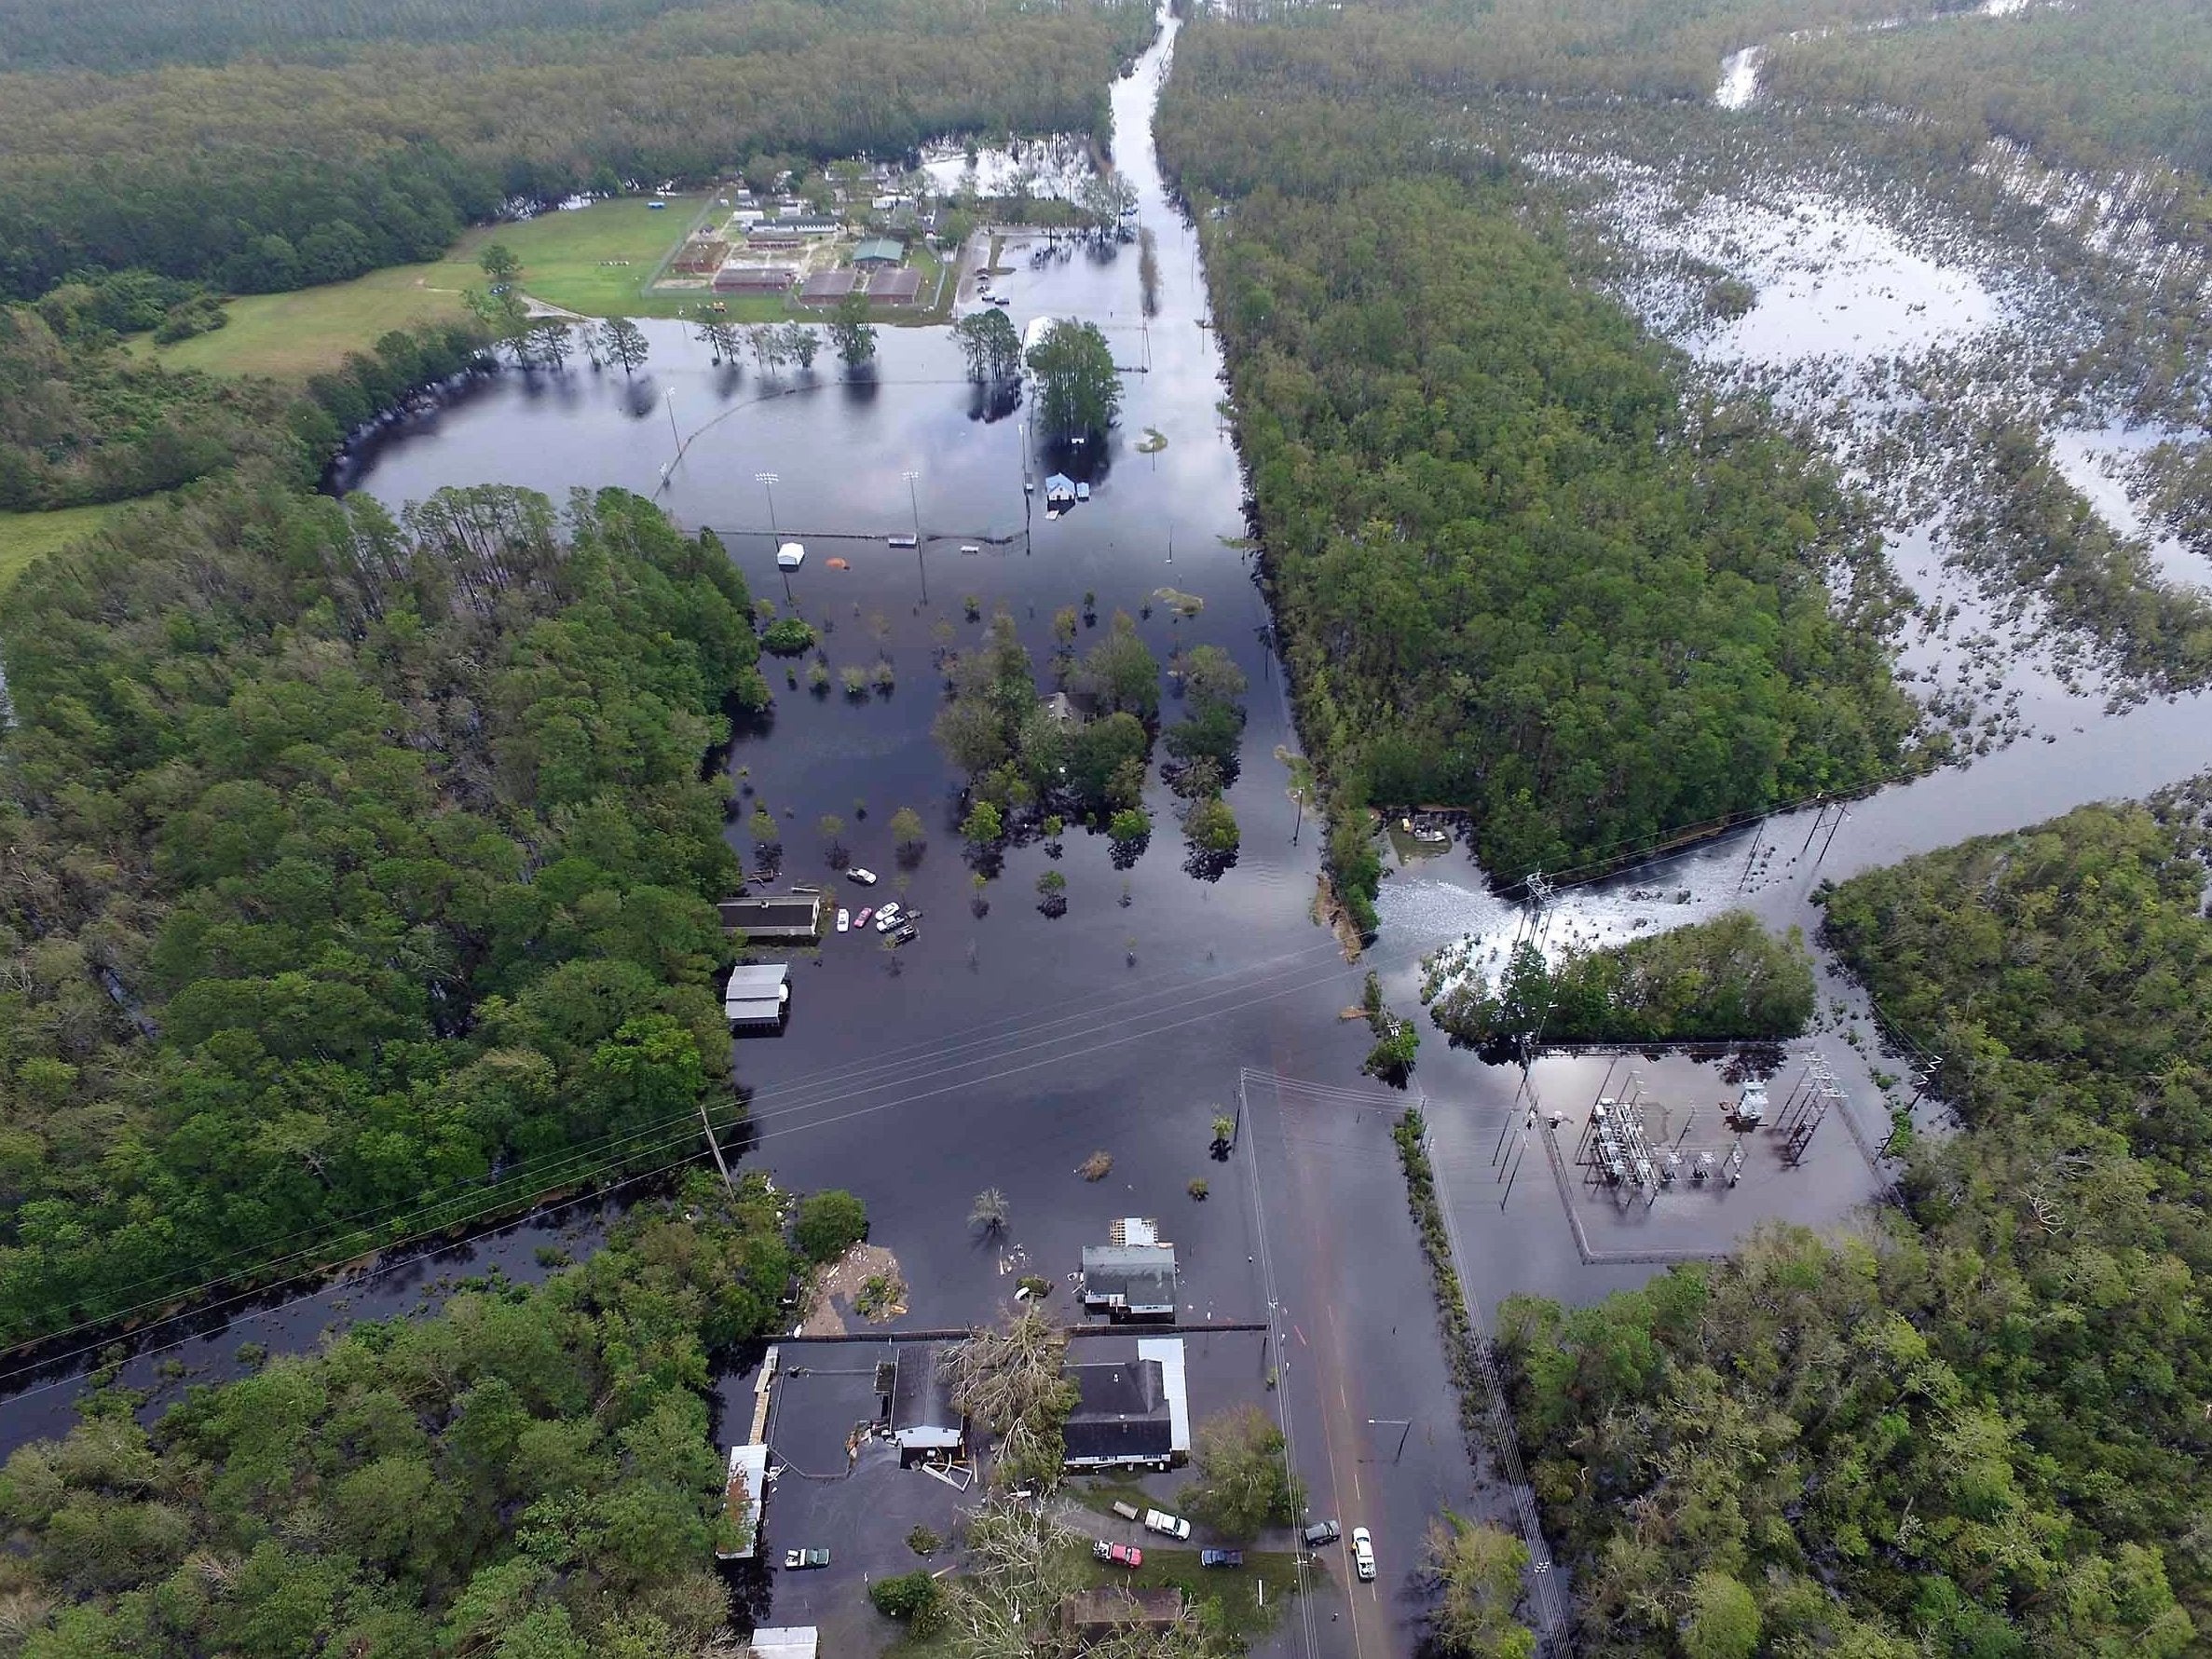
953 306 1023 383
1026 319 1120 442
828 291 878 369
597 316 650 376
969 1188 1010 1238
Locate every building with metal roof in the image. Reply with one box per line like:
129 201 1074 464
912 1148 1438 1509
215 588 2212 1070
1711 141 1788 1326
853 236 905 266
1044 472 1077 507
717 893 821 942
865 267 922 305
713 264 795 293
725 962 790 1027
799 269 858 304
745 1631 818 1659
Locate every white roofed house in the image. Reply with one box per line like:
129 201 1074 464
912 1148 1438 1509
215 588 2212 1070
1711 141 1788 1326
725 962 790 1027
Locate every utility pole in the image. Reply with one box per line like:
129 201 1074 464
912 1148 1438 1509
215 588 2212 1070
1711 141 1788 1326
664 387 681 454
757 470 785 601
903 469 926 602
699 1102 734 1194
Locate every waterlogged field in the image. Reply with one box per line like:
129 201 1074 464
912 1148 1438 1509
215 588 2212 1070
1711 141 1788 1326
1520 91 2212 763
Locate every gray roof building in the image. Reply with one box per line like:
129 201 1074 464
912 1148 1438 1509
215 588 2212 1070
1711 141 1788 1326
865 266 922 305
1059 1338 1189 1470
799 269 858 304
888 1343 965 1464
717 893 821 942
1081 1242 1177 1319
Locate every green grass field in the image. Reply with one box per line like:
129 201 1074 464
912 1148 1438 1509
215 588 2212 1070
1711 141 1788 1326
0 502 130 587
143 194 956 380
143 196 713 379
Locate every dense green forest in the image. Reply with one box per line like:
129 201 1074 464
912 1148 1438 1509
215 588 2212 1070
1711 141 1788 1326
1157 25 1916 920
0 1173 804 1657
0 0 709 68
1768 0 2212 184
1194 0 1966 103
1424 911 1815 1047
0 478 767 1344
1499 796 2212 1659
0 0 1154 301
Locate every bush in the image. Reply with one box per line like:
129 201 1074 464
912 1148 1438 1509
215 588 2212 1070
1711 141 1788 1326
870 1570 944 1629
793 1190 868 1262
1184 796 1240 854
761 618 816 656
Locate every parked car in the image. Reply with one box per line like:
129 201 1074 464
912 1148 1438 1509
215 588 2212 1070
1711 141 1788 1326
1142 1510 1191 1541
836 908 849 932
785 1547 831 1570
1092 1540 1142 1568
1111 1501 1141 1522
1352 1528 1375 1582
892 922 917 945
847 867 878 885
1201 1549 1244 1569
853 907 873 928
873 902 903 931
1301 1520 1342 1548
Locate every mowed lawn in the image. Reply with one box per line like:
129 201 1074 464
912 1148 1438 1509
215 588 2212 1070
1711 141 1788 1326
144 196 711 379
0 501 131 587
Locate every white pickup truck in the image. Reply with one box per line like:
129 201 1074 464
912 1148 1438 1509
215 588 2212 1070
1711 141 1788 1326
1143 1509 1192 1541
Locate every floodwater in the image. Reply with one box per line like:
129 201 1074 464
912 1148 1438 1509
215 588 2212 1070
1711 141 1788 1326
7 13 2211 1620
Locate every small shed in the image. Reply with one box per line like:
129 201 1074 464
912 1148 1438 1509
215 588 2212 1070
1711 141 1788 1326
1058 1587 1185 1639
725 962 791 1027
746 1631 818 1659
776 541 806 569
853 236 905 267
888 1343 966 1464
1044 473 1077 507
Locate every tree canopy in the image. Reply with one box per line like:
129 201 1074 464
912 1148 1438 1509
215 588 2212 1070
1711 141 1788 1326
1498 791 2212 1659
0 479 767 1343
1156 7 1918 927
0 1174 801 1656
